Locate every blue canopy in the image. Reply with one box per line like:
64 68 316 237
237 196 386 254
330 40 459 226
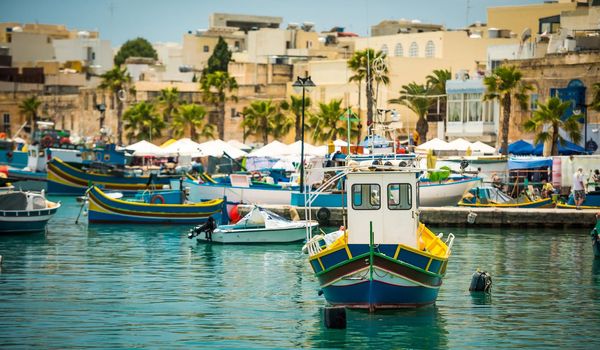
508 157 553 170
501 140 535 155
533 140 588 155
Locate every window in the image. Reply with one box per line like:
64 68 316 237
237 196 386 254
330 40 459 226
380 44 389 55
306 41 312 48
409 42 418 57
465 93 483 122
2 113 9 133
530 93 539 111
425 40 435 58
482 101 495 123
388 184 412 210
394 43 403 57
490 60 502 71
447 94 462 122
352 184 381 210
203 45 209 53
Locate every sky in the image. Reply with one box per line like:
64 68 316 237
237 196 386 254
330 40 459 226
1 0 544 46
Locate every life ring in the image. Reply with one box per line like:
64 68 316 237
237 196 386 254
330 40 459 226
41 135 54 148
6 151 13 160
251 171 263 181
150 194 165 204
316 207 331 226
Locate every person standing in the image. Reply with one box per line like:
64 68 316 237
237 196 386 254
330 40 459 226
592 169 600 192
573 167 586 210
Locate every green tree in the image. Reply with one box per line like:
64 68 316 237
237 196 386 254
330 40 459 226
122 101 165 143
484 65 532 156
200 71 238 140
270 103 294 141
114 37 158 66
280 95 312 141
523 97 582 156
204 36 232 76
173 104 215 140
19 96 41 135
156 87 181 137
591 82 600 111
307 98 357 143
426 69 452 140
99 66 132 145
389 83 433 145
240 100 279 145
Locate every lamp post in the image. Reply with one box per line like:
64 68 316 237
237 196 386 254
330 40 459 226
292 74 316 193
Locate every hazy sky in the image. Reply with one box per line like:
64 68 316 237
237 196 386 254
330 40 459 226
1 0 543 46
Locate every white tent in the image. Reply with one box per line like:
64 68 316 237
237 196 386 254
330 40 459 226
199 139 248 159
125 140 166 157
333 139 351 147
415 138 452 153
285 141 326 157
248 140 289 157
227 139 252 151
448 138 474 151
162 138 204 157
472 141 497 154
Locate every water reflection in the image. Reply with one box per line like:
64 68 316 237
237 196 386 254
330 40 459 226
470 291 492 306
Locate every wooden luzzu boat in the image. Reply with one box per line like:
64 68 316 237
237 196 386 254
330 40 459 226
87 186 224 224
303 164 454 310
458 186 554 208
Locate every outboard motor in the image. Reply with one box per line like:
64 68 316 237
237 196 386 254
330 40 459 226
469 270 492 292
188 216 217 241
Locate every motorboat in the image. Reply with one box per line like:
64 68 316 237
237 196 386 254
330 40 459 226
458 186 554 208
0 189 60 233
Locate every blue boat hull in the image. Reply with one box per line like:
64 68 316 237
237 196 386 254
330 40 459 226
0 206 59 233
323 280 439 308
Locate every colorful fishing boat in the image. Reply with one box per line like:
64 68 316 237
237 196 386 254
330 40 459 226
189 205 318 244
556 191 600 209
303 164 454 310
48 158 173 195
0 190 61 233
87 186 224 224
458 186 554 208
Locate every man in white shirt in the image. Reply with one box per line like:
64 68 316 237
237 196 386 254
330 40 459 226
573 167 586 209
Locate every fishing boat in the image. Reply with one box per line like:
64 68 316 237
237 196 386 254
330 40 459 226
592 215 600 259
48 158 173 195
556 191 600 209
458 186 554 208
189 205 318 244
0 190 61 233
87 186 224 224
303 164 454 310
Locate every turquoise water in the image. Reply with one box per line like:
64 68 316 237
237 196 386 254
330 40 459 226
1 196 600 349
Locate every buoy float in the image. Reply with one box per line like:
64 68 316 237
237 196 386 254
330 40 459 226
469 270 492 292
229 204 241 224
323 306 346 329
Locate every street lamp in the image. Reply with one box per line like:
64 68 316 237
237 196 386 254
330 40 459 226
292 74 316 193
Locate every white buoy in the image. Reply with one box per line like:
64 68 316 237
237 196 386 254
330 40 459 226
467 211 477 224
0 255 3 265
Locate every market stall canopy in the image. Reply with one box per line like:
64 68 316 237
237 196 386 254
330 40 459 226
415 138 452 153
285 141 326 157
471 141 497 154
227 139 252 151
333 139 352 147
502 140 535 155
125 140 166 157
160 138 177 148
533 140 589 156
508 157 552 170
161 138 204 157
199 139 248 159
448 138 473 151
248 140 289 157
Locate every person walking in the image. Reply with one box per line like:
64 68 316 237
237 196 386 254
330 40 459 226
592 169 600 192
573 167 586 210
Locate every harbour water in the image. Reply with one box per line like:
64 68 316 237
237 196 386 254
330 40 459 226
1 197 600 349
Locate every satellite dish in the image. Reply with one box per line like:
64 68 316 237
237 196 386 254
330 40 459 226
521 28 532 43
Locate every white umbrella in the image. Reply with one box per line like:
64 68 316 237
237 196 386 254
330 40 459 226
227 139 252 151
125 140 166 157
285 141 323 157
248 140 289 157
415 138 452 153
448 138 473 151
472 141 497 154
199 139 248 159
162 138 204 157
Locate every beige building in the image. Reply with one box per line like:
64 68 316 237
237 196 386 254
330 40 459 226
182 27 246 72
371 19 444 37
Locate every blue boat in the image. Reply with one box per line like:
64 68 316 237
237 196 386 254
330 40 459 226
87 186 224 224
0 190 61 233
459 186 554 208
303 164 454 310
557 191 600 209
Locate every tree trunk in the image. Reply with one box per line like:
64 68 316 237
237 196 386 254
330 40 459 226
416 115 429 146
191 124 197 141
500 95 511 156
117 98 123 145
262 117 269 145
356 81 362 145
551 123 559 156
218 101 225 140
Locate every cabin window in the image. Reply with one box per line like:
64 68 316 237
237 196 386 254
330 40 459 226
351 184 381 210
388 183 412 210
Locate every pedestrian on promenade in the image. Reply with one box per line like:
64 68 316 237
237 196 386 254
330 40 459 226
573 167 586 210
592 169 600 192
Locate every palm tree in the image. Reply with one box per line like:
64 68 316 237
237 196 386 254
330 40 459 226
426 69 452 140
347 48 389 139
19 96 41 135
173 104 215 140
156 87 181 137
122 101 165 143
348 53 365 144
200 71 238 140
269 103 294 141
389 83 433 145
484 65 533 156
591 82 600 112
280 95 311 141
523 96 582 156
307 98 349 143
240 100 278 145
99 66 132 145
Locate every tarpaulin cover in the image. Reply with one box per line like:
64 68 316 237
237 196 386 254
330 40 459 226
508 157 553 170
501 140 535 155
0 192 27 210
533 140 588 156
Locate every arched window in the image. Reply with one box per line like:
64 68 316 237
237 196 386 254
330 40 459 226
425 40 435 58
380 44 389 55
394 43 404 57
409 42 419 57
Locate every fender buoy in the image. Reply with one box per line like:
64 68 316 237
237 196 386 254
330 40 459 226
150 194 165 204
316 207 331 226
251 171 263 181
229 204 241 224
41 135 53 148
6 151 13 160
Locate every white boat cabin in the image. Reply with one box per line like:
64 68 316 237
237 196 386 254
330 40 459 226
346 169 420 247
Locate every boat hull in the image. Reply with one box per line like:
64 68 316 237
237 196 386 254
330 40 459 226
419 177 481 206
197 223 316 244
183 179 293 205
0 207 59 233
458 197 554 208
88 186 223 224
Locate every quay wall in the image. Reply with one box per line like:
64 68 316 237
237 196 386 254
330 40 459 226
237 205 598 228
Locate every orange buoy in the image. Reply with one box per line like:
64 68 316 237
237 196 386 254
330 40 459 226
229 204 241 224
